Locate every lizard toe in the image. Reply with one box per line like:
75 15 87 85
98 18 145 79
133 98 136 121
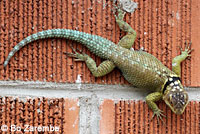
151 109 166 125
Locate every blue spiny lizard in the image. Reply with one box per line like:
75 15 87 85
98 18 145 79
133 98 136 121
3 1 193 123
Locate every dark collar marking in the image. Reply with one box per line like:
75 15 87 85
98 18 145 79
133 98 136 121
163 77 181 93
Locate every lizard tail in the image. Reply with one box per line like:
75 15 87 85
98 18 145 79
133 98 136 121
3 29 115 67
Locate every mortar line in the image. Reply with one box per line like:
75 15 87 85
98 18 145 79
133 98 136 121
0 80 199 101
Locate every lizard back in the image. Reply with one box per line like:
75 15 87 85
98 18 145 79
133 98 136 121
4 29 176 91
109 46 176 91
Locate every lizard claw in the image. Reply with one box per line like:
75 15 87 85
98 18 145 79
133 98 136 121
151 109 166 124
112 0 137 14
111 0 124 18
64 44 88 61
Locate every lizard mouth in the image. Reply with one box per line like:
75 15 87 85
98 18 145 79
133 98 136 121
174 108 184 115
165 100 186 115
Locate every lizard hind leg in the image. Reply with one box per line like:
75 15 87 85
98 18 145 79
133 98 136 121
112 1 137 49
64 45 115 77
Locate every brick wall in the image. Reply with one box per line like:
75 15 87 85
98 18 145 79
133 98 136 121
0 0 199 133
0 0 199 86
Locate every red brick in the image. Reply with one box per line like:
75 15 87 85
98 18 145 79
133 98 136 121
99 100 200 134
0 97 66 133
63 99 79 134
100 99 115 134
191 0 200 86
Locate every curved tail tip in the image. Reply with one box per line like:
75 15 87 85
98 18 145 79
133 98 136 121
3 61 8 68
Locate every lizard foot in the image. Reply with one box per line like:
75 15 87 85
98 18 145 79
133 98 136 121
180 41 194 57
151 109 166 124
112 0 126 20
112 0 137 14
64 45 88 61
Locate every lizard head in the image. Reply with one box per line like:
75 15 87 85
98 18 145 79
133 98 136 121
162 77 189 114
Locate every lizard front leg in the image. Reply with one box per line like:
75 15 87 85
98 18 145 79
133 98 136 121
172 42 193 77
146 92 165 123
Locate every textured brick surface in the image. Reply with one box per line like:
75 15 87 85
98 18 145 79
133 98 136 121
0 0 199 86
0 97 199 134
0 97 79 134
100 100 200 134
0 0 200 133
